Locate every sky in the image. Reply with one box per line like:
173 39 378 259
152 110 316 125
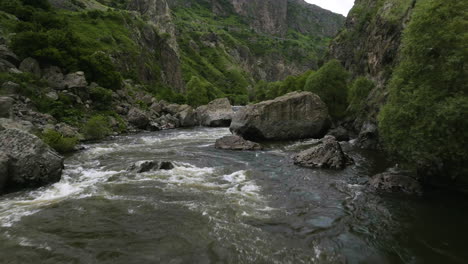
305 0 355 16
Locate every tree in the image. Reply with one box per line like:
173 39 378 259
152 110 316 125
186 76 210 107
304 60 349 119
348 77 374 115
378 0 468 180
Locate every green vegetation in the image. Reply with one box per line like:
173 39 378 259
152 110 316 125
304 60 349 119
378 0 468 178
252 71 314 102
41 129 78 154
348 77 374 115
82 115 111 140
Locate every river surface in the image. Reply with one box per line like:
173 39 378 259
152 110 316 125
0 127 467 264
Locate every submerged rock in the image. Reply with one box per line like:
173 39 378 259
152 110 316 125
293 135 352 170
230 92 330 140
197 98 234 127
0 129 63 193
369 168 423 195
128 160 175 173
215 135 263 151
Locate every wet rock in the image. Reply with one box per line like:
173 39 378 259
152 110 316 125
231 92 330 140
293 135 352 170
63 71 87 89
0 151 9 193
127 108 150 129
128 160 175 173
369 167 423 195
0 129 63 191
43 66 65 89
19 57 41 76
326 126 350 141
215 135 263 151
0 96 14 118
355 122 379 149
196 98 234 127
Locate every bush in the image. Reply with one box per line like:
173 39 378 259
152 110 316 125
348 77 374 115
186 76 211 107
378 0 468 179
20 0 50 10
304 60 349 119
80 52 122 90
41 129 78 154
89 86 113 110
82 115 111 140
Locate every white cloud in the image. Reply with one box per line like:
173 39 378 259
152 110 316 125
305 0 355 16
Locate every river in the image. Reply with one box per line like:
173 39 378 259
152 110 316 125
0 127 467 263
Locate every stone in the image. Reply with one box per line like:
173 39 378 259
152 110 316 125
0 59 17 73
196 98 234 127
55 123 80 138
128 160 175 173
0 96 14 118
63 71 87 89
127 108 150 129
150 102 163 114
45 91 59 101
327 126 350 141
0 45 19 65
293 135 352 170
1 81 20 95
231 92 330 141
355 122 379 149
176 105 198 127
369 167 423 195
0 129 63 192
0 118 35 133
0 152 9 193
215 135 263 151
19 57 41 76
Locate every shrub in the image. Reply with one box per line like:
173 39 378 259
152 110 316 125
20 0 50 10
80 52 122 90
186 76 211 107
304 60 349 119
348 77 374 115
89 86 113 110
378 0 468 179
41 129 78 154
82 115 111 140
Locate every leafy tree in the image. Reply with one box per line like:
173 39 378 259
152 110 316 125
186 76 211 107
80 52 122 90
304 60 349 119
21 0 50 10
348 77 374 115
378 0 468 179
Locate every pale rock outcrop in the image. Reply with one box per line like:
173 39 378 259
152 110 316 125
197 98 234 127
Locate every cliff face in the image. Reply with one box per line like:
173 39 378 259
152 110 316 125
328 0 416 127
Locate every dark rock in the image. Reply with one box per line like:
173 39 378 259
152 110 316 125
215 135 263 151
150 102 163 114
0 59 17 73
0 96 14 118
0 129 63 192
128 160 175 173
196 98 234 127
327 126 350 141
42 66 65 89
127 108 150 129
293 135 352 170
0 152 9 193
19 57 41 76
1 81 20 95
355 122 379 149
0 45 19 65
63 71 87 89
369 168 423 195
176 105 198 127
231 92 330 140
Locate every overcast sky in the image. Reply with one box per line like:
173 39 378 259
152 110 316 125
305 0 355 16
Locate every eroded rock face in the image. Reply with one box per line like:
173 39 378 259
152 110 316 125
369 168 423 195
0 129 63 192
231 92 330 140
293 136 352 170
197 98 234 127
215 135 263 151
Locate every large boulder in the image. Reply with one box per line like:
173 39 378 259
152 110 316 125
176 105 198 127
43 66 65 89
127 108 150 129
19 57 41 76
0 96 14 118
0 129 63 193
63 71 87 89
293 135 352 170
196 98 234 127
230 92 330 140
1 81 20 95
369 167 423 195
354 122 379 149
215 135 263 151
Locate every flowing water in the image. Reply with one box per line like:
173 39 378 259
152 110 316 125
0 127 467 264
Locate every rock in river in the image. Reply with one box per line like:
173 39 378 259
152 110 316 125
369 167 423 195
128 160 175 173
196 98 234 127
293 135 352 170
230 92 330 140
215 135 263 151
0 129 63 193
